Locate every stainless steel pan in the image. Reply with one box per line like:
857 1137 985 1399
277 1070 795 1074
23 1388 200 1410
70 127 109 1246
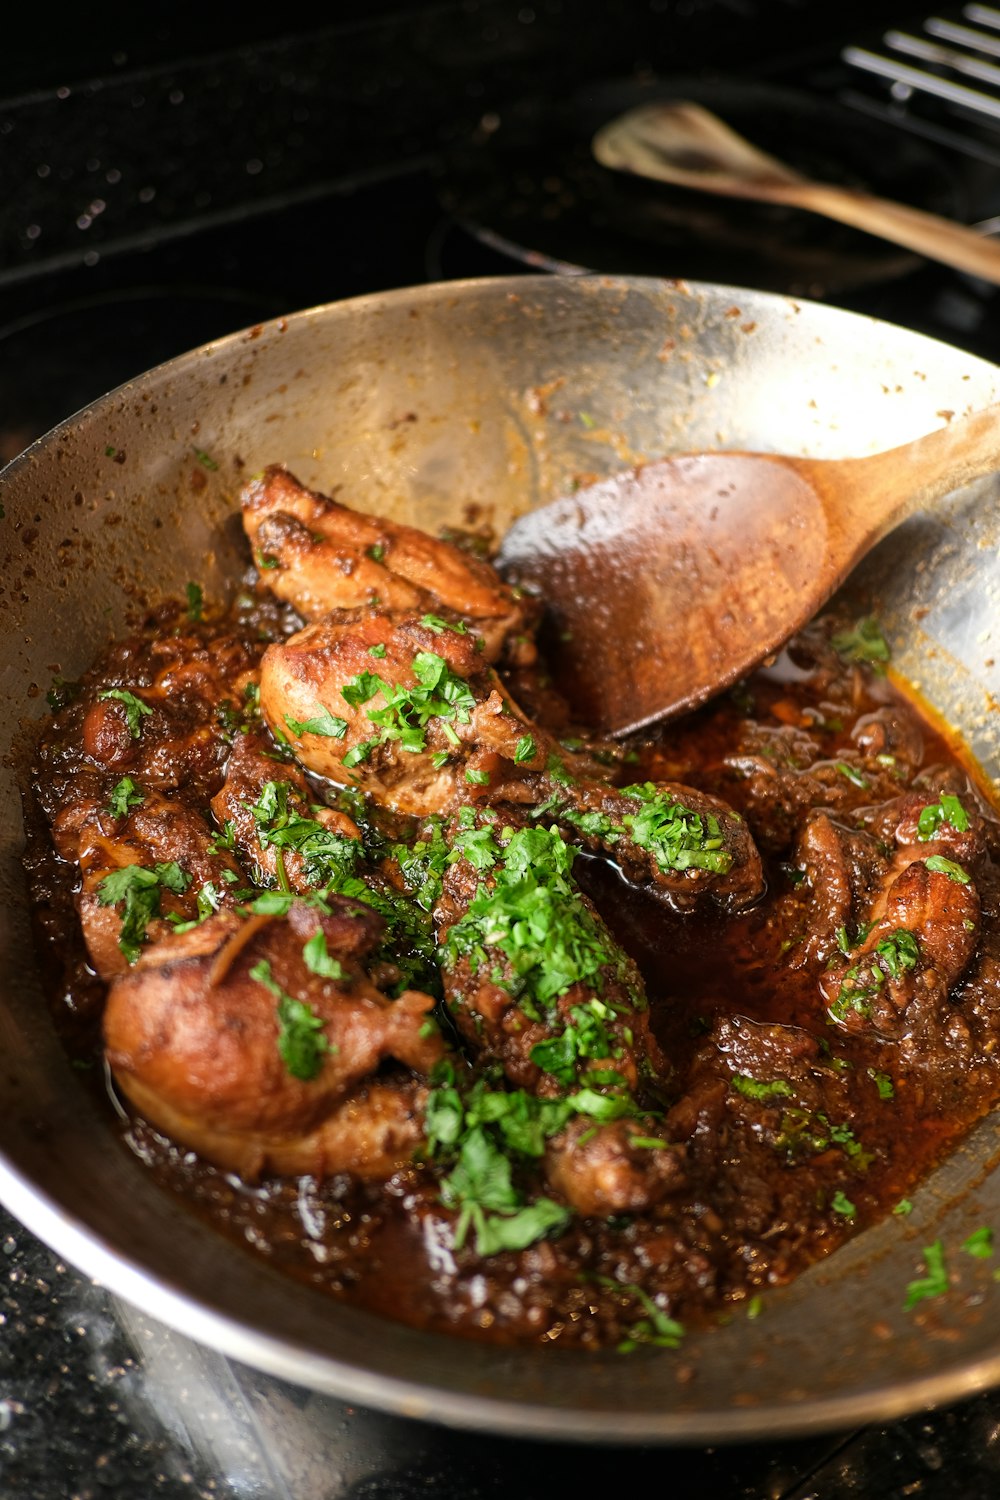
3 274 1000 1444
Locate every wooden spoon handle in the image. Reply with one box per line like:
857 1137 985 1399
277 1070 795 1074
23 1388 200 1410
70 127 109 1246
777 181 1000 285
816 403 1000 553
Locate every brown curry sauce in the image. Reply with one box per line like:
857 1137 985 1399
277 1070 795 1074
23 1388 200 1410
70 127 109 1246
23 590 1000 1351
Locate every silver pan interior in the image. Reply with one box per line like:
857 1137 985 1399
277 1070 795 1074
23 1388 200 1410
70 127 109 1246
3 274 1000 1444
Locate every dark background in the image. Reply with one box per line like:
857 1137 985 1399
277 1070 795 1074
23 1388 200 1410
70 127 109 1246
5 4 1000 1496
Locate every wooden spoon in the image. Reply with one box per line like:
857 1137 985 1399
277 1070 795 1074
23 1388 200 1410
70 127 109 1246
592 101 1000 285
497 405 1000 735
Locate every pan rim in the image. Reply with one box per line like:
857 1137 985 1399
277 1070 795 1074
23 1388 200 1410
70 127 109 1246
5 272 1000 1443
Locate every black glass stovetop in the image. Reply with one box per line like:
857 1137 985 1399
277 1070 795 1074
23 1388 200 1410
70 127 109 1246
6 4 1000 1495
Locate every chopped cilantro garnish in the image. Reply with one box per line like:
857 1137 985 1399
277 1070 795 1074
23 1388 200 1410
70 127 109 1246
365 543 385 563
731 1074 793 1102
368 643 387 658
868 1068 895 1100
249 958 332 1080
107 776 144 818
97 688 152 739
249 781 361 888
420 613 468 635
894 1198 913 1216
836 761 869 789
962 1226 994 1259
283 709 349 739
513 734 536 765
831 1189 856 1219
185 581 203 621
904 1240 949 1310
96 861 192 963
917 794 969 840
443 824 641 1014
301 930 347 982
168 881 223 933
831 617 890 670
339 651 476 756
465 767 490 785
619 783 733 875
342 739 377 768
924 855 970 884
530 1000 620 1087
829 929 918 1024
594 1277 684 1352
425 1077 573 1255
874 929 920 979
46 675 81 713
192 447 218 471
546 752 574 786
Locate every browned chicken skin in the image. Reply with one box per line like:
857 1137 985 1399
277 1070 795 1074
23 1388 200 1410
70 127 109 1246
820 786 985 1039
241 465 534 664
210 730 361 892
261 609 763 910
53 790 244 981
104 898 445 1178
432 814 687 1218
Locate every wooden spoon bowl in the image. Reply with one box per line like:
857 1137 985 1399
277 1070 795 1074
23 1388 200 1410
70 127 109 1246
498 404 1000 735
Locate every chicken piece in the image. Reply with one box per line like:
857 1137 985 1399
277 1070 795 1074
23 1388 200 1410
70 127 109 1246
434 816 685 1219
435 817 662 1096
544 1116 686 1217
104 898 446 1178
819 786 989 1040
210 730 361 893
241 465 533 664
122 1071 429 1181
51 788 244 981
541 778 764 913
77 624 261 796
261 609 763 910
790 811 888 969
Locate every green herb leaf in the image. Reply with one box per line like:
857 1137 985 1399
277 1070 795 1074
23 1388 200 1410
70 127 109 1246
831 616 890 669
283 709 349 739
96 861 192 962
619 783 734 875
302 930 347 982
904 1240 949 1310
962 1226 994 1259
107 776 144 818
831 1189 856 1219
731 1074 793 1102
924 855 970 884
465 767 490 786
185 581 204 621
868 1068 895 1100
420 613 468 635
97 688 152 739
250 958 332 1080
193 446 218 471
917 794 969 840
513 734 536 765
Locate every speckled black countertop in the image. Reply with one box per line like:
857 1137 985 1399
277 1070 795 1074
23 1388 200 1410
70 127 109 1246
4 1197 1000 1500
8 5 1000 1496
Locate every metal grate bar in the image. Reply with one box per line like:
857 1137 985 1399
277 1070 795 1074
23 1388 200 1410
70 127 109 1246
964 4 1000 29
884 28 1000 86
841 44 1000 120
924 15 1000 55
